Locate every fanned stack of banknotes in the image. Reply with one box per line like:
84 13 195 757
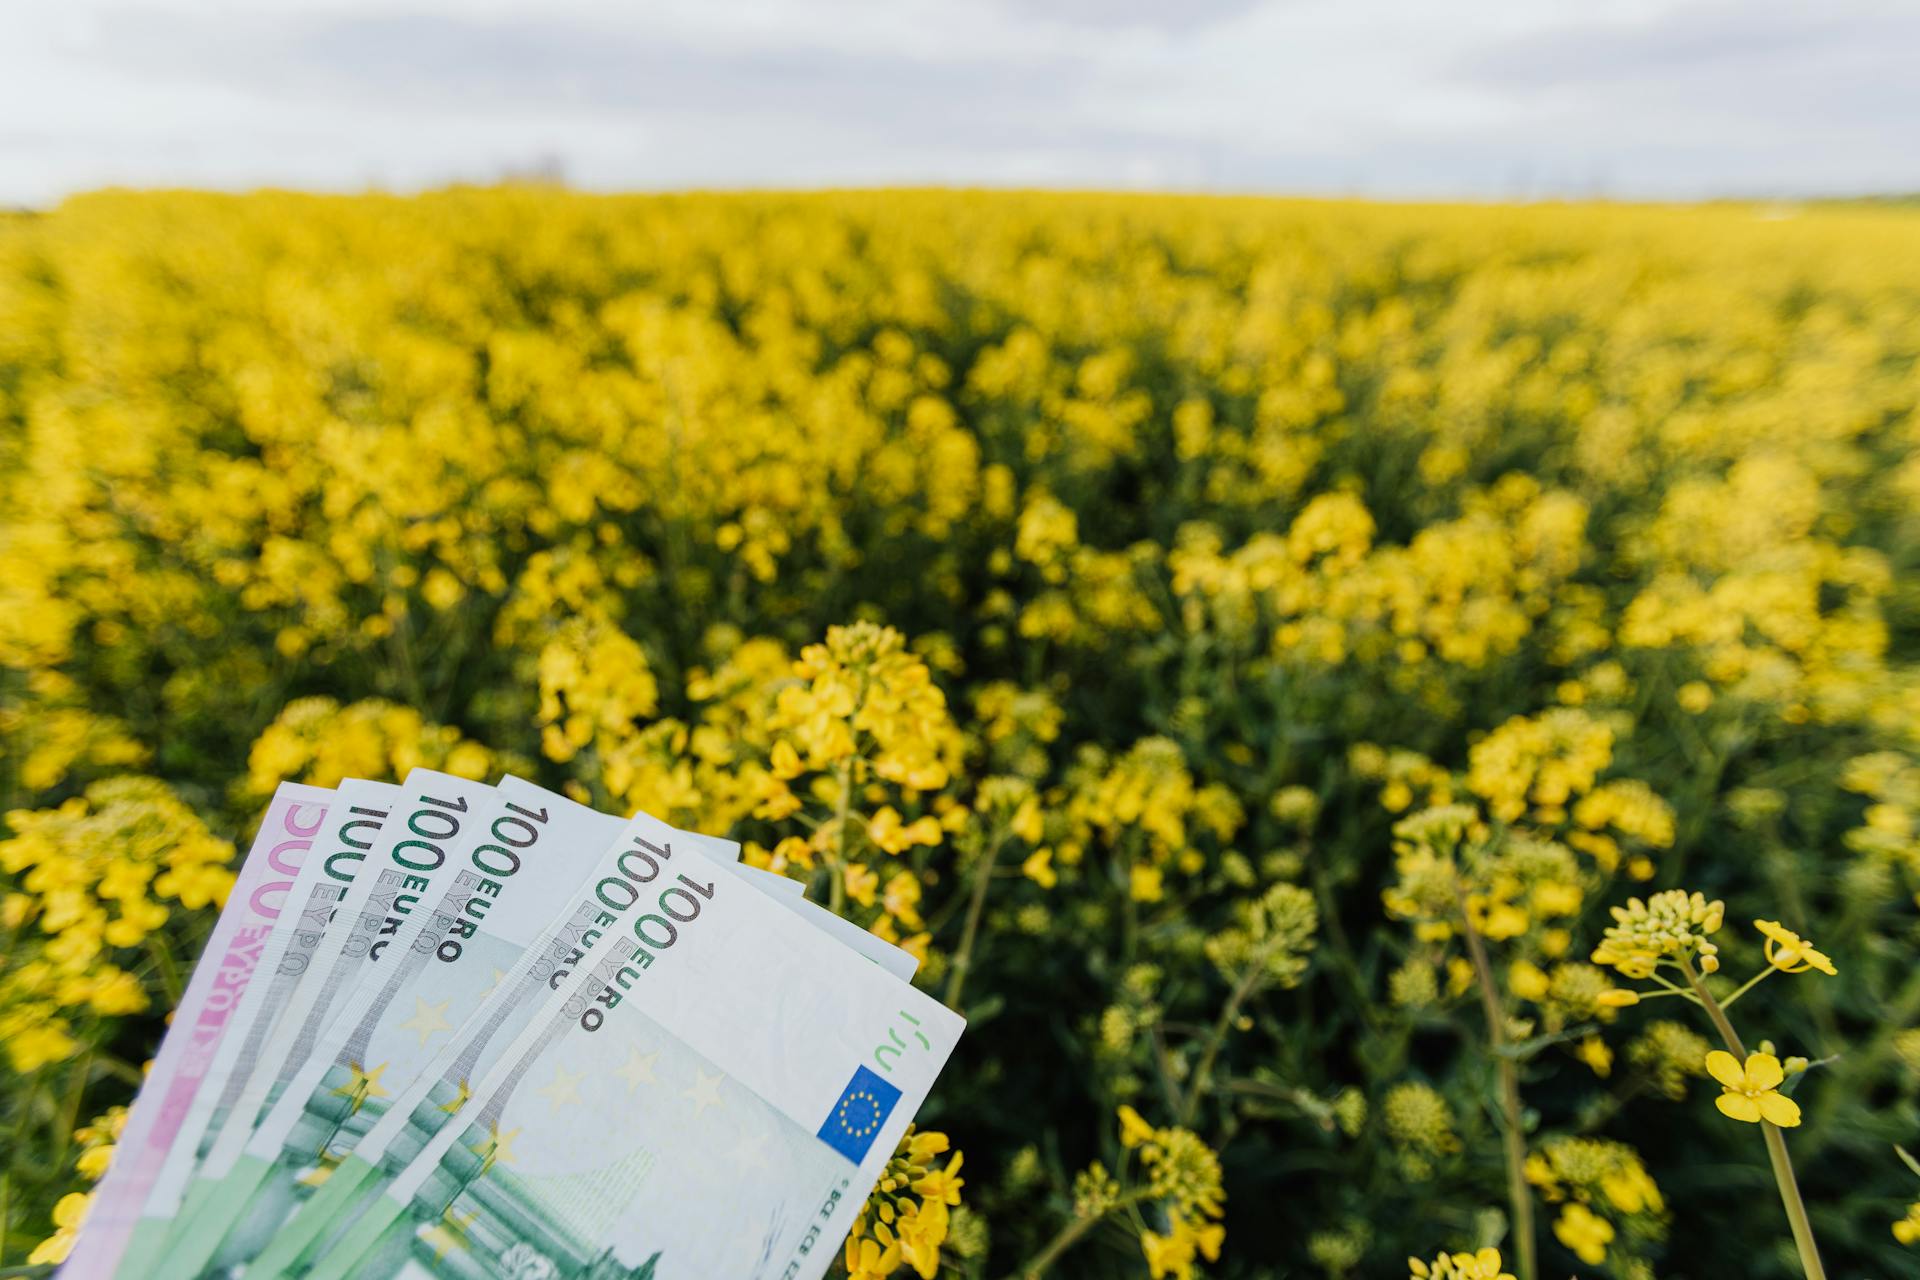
60 773 964 1280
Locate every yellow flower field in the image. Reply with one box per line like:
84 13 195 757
2 189 1918 1277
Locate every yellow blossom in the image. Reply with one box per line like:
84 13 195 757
1117 1104 1156 1148
1753 919 1837 975
1553 1202 1615 1265
1706 1050 1802 1126
843 863 880 908
1408 1246 1516 1280
28 1192 90 1265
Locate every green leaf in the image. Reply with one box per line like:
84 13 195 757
1897 1144 1920 1182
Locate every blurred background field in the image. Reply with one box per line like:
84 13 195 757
2 188 1919 1278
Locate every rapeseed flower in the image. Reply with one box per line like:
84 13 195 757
1706 1050 1801 1126
1753 919 1837 975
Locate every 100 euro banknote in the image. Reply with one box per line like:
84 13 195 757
148 773 493 1280
196 778 753 1277
171 775 629 1276
243 810 912 1278
296 827 962 1280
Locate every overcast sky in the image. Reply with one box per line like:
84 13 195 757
5 0 1917 206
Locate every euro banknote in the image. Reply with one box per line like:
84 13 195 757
66 777 962 1280
292 826 962 1280
149 772 496 1280
159 775 609 1278
233 809 911 1279
196 778 751 1276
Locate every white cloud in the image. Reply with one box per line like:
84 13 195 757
1 0 1914 205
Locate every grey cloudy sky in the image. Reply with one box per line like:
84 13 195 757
4 0 1917 206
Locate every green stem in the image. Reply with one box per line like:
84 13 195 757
1716 964 1778 1011
1180 965 1260 1128
826 760 852 916
1010 1191 1147 1280
1648 972 1700 1002
1455 886 1535 1280
1678 958 1826 1280
1012 1214 1099 1280
1218 1077 1338 1130
1309 858 1374 1013
1147 1029 1185 1119
943 833 1006 1008
147 937 183 1008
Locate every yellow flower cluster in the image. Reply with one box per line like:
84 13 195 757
1168 479 1587 680
1 778 234 1070
1464 708 1673 873
1203 882 1318 990
1626 1020 1713 1099
0 674 147 794
777 622 956 791
843 1126 964 1280
1117 1106 1226 1280
1062 737 1243 902
536 617 660 765
1468 708 1616 824
1382 1082 1459 1176
1842 752 1920 901
244 697 507 796
568 623 972 970
1525 1135 1666 1266
1350 744 1459 815
971 681 1063 780
1384 805 1610 1068
1408 1246 1516 1280
26 1103 125 1265
1591 890 1725 979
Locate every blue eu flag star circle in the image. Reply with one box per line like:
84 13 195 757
817 1065 902 1163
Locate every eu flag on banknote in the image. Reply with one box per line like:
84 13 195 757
817 1065 902 1163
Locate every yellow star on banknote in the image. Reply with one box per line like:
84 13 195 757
616 1047 658 1092
684 1067 725 1116
438 1077 474 1114
473 1123 520 1174
422 1208 479 1262
331 1062 389 1108
536 1063 586 1111
398 997 453 1048
296 1155 340 1189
